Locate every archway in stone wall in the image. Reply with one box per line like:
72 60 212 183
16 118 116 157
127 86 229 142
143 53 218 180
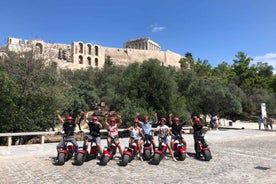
95 58 98 67
87 57 91 65
35 43 43 54
79 42 83 53
87 44 92 55
79 55 83 64
95 46 98 56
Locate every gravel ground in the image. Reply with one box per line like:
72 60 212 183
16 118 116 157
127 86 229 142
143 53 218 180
0 129 275 184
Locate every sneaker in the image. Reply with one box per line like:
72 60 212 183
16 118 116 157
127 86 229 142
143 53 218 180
172 157 177 161
140 156 143 161
165 156 169 160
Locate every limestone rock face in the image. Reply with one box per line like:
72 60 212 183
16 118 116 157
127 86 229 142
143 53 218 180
1 37 185 70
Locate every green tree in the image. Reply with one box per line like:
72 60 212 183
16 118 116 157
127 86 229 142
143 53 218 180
1 51 67 144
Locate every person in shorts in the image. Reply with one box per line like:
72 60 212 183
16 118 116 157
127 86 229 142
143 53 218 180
125 118 144 160
82 113 103 156
155 117 176 161
104 114 123 156
136 112 158 150
168 114 187 151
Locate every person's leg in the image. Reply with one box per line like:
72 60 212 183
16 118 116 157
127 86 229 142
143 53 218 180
83 135 90 150
129 138 134 147
170 139 175 151
137 139 142 155
182 138 187 148
194 139 200 158
69 137 79 154
56 138 65 150
167 143 176 161
95 137 102 156
149 135 156 150
115 140 123 155
166 137 176 161
107 137 111 147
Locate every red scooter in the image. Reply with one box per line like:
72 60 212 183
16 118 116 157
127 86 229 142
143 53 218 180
142 135 153 161
75 140 98 165
152 141 167 165
100 138 117 165
195 136 212 161
173 138 186 161
57 141 75 165
120 142 138 166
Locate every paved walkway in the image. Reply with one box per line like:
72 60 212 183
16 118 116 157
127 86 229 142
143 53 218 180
0 123 275 183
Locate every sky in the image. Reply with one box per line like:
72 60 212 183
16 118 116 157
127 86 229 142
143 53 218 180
1 0 276 71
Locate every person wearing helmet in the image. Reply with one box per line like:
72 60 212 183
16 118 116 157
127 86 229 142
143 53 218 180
155 116 176 161
169 114 187 151
190 116 208 158
104 114 123 155
136 112 158 150
56 110 79 158
125 118 144 160
82 112 103 156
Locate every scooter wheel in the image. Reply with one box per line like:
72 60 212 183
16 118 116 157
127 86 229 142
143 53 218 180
121 154 130 166
75 153 84 165
153 153 161 165
57 153 65 165
100 156 110 166
144 150 151 161
179 152 186 161
203 150 212 161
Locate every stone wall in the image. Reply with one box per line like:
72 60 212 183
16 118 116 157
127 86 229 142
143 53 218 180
105 47 182 68
2 37 183 70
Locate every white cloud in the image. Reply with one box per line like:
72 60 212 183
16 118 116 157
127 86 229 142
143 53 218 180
253 53 276 74
150 24 166 32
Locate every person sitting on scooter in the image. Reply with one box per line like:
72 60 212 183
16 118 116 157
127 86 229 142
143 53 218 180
125 118 144 160
56 110 79 159
168 114 187 151
190 116 208 158
83 112 103 156
136 112 158 150
104 114 123 156
155 117 177 161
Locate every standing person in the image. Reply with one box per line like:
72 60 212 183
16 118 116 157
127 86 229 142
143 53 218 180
263 116 268 130
125 118 144 160
213 115 219 131
155 117 177 161
205 113 212 130
168 114 187 151
267 116 273 130
56 110 79 159
82 112 103 156
258 114 263 130
190 116 208 159
136 112 158 150
104 114 123 156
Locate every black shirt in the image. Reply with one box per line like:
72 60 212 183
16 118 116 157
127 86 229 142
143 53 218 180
171 123 183 135
192 124 203 138
63 122 76 136
88 122 101 137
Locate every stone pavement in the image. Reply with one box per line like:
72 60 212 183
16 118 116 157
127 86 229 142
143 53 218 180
0 123 276 184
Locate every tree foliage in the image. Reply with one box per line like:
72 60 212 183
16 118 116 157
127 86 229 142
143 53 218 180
0 50 276 145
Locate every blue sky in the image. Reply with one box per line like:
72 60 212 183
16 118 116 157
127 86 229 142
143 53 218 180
1 0 276 71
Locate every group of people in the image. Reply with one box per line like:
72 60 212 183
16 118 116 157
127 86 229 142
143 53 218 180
258 115 273 130
56 110 207 161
